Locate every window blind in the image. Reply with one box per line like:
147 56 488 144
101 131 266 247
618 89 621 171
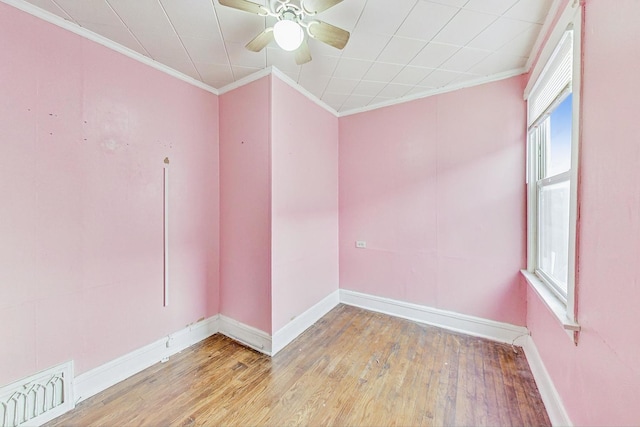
528 30 573 127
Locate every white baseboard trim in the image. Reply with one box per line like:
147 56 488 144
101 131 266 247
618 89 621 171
339 289 529 345
340 289 571 425
272 290 340 355
521 336 572 426
74 315 219 404
39 290 569 427
218 315 272 356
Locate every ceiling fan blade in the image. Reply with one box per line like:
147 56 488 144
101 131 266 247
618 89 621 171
218 0 268 15
295 39 312 65
307 20 350 50
302 0 344 14
246 28 274 52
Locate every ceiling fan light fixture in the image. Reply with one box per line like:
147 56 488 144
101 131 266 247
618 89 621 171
273 19 304 51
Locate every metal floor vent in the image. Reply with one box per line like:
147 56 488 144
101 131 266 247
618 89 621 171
0 362 73 427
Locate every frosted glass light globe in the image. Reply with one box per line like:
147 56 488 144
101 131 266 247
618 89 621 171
273 20 304 51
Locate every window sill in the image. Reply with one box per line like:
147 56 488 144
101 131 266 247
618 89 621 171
521 269 580 332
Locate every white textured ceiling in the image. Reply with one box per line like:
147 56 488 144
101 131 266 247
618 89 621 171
19 0 554 113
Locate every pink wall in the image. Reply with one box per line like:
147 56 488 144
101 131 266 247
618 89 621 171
0 3 220 386
527 1 640 424
339 76 527 325
271 77 339 333
219 77 272 333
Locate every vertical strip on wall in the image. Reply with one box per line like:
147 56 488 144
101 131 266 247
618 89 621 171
163 157 170 307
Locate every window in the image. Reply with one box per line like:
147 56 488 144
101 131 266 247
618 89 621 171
534 91 572 301
524 19 581 333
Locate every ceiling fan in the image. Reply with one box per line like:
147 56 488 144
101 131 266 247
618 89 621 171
218 0 350 65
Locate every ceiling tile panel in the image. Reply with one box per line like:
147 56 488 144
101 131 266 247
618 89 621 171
469 51 526 75
180 36 229 65
28 0 75 21
213 3 266 44
226 42 266 68
341 94 375 110
266 48 302 76
80 22 148 56
53 0 121 26
428 0 468 7
377 36 426 65
307 38 345 57
232 65 263 80
297 73 332 98
164 59 201 80
498 23 541 56
433 9 497 46
468 17 535 51
404 86 435 98
396 1 459 41
159 0 221 40
332 58 373 80
504 0 553 24
196 62 233 87
351 80 387 97
367 97 393 110
340 31 392 61
299 55 340 77
311 0 367 32
464 0 519 16
354 0 418 36
439 46 491 72
391 65 434 86
410 42 459 68
420 69 468 88
325 77 360 94
377 83 413 98
107 0 172 33
363 62 404 82
132 29 187 61
321 92 350 110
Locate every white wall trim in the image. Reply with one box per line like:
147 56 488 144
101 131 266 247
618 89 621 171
340 289 571 425
6 0 533 118
1 0 219 95
339 289 529 345
16 294 569 427
338 68 527 117
74 315 219 404
218 315 272 356
271 68 339 117
272 290 340 355
217 67 273 95
521 336 572 426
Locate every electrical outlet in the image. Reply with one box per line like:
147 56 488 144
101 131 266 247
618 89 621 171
355 240 366 248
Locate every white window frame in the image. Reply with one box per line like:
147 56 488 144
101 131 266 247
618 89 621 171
522 1 582 338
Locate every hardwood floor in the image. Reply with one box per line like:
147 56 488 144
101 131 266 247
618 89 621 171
48 305 550 426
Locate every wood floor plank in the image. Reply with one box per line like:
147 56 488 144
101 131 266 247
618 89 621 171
46 305 550 427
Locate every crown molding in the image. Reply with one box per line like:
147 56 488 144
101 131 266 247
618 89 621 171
270 67 339 117
338 67 527 117
1 0 219 95
5 0 537 117
217 67 273 95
